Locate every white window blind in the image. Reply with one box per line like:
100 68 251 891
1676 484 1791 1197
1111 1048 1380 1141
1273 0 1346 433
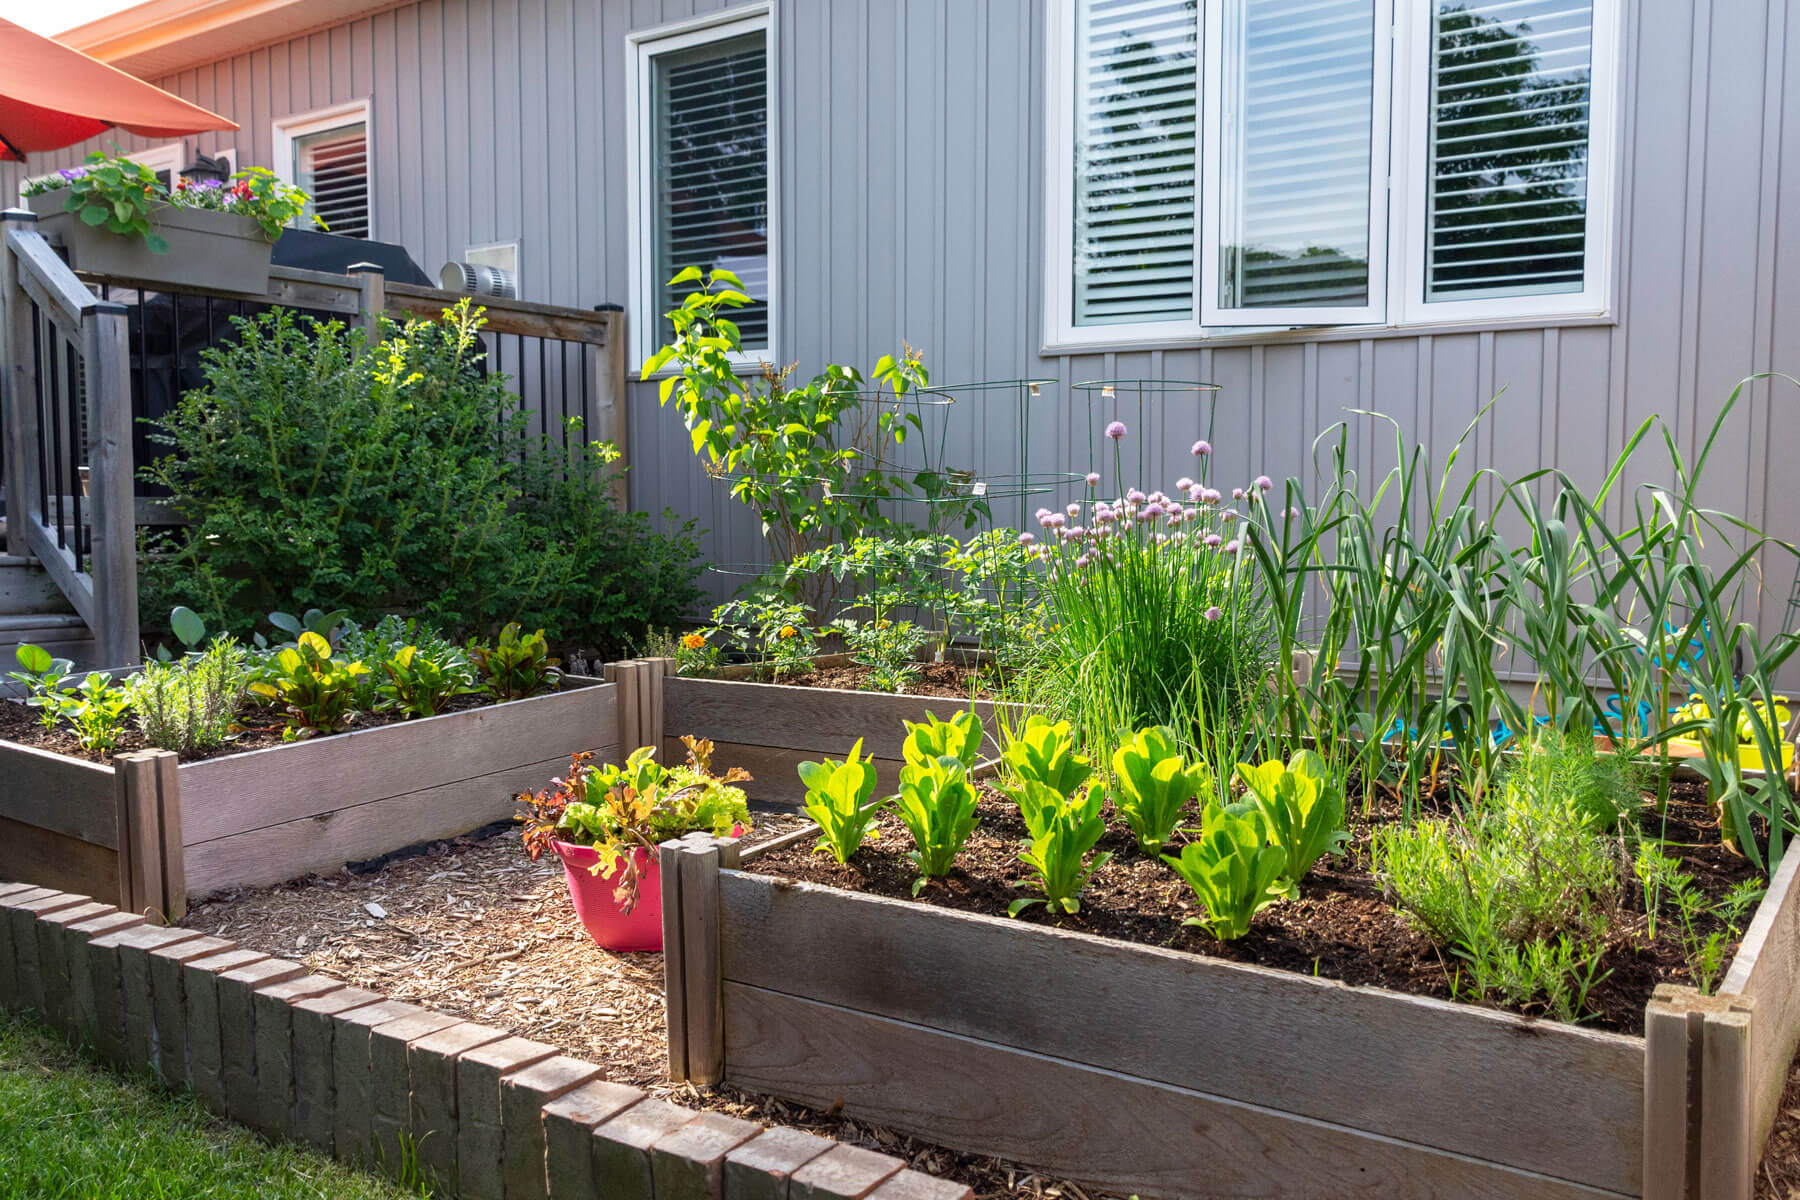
652 31 770 349
1072 0 1199 326
293 121 369 239
1426 0 1594 300
1210 0 1381 318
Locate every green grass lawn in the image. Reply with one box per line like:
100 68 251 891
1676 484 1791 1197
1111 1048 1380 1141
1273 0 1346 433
0 1011 425 1199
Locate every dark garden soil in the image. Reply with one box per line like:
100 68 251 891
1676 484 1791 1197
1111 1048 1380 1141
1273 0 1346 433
182 814 1103 1200
753 660 1000 700
749 781 1758 1037
0 682 593 764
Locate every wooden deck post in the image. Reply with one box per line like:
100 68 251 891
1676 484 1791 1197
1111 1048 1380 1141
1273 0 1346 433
349 263 386 347
83 299 137 667
614 661 643 753
1 210 41 557
591 304 627 509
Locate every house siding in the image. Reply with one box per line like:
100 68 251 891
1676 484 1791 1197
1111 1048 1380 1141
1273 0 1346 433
6 0 1798 637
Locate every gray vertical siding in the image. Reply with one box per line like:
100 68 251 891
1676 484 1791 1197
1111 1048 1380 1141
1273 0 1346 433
6 0 1798 638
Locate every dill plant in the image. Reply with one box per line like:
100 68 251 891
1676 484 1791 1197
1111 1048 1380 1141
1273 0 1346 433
1020 421 1275 753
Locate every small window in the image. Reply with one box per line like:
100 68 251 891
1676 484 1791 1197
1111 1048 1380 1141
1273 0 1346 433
630 7 775 367
274 101 372 239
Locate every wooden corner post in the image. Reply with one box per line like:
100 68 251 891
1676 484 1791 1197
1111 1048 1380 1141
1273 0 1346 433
661 832 737 1087
1 209 40 557
113 749 184 922
1644 984 1758 1200
84 298 138 667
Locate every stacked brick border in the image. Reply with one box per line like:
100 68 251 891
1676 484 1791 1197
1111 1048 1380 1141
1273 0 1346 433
0 878 971 1200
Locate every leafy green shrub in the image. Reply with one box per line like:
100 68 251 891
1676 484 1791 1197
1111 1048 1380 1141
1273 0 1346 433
1111 725 1210 855
130 640 248 753
140 303 701 657
894 753 980 891
1236 749 1347 893
1008 779 1109 917
836 618 930 694
1373 746 1623 1020
468 623 559 701
248 632 370 740
1163 804 1289 940
797 739 884 863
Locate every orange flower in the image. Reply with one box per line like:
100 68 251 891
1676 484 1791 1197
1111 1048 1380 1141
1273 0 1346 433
778 625 799 640
681 632 707 651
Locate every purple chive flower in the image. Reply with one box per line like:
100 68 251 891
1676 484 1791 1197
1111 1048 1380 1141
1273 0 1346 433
1223 510 1238 523
1201 487 1222 504
1106 420 1127 440
1224 539 1240 554
1232 487 1245 500
1035 507 1052 521
1175 477 1194 493
1047 513 1066 529
1017 532 1035 546
1205 606 1223 621
1085 471 1101 487
1204 533 1222 547
1126 488 1147 505
1287 506 1301 521
1192 440 1212 457
1256 475 1273 491
1066 502 1081 517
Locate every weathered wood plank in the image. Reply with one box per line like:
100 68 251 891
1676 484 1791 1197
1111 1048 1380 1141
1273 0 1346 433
722 985 1632 1200
82 300 137 668
0 740 118 846
1720 845 1800 1154
181 748 615 895
0 814 120 904
1699 1008 1754 1200
177 683 615 843
664 738 906 808
1642 994 1699 1200
116 754 161 920
384 281 612 344
680 838 725 1086
716 874 1644 1194
660 837 689 1082
664 677 1021 765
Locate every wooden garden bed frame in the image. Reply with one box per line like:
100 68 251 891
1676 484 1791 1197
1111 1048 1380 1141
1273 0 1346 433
658 821 1800 1200
646 656 1024 807
0 672 633 918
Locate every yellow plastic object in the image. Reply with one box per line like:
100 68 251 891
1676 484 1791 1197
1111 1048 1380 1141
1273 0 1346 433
1667 736 1796 773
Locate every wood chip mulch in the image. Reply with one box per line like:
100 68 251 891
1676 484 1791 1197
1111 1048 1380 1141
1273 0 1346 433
180 819 1105 1199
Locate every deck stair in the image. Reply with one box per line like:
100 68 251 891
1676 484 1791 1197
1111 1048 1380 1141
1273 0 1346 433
0 522 99 683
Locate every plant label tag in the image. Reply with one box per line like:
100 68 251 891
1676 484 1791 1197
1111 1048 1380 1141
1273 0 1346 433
973 481 988 497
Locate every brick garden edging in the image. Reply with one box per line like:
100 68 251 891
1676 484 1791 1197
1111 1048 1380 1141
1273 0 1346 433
0 878 972 1200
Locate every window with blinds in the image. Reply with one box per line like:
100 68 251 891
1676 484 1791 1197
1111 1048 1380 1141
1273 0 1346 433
1211 0 1380 316
292 121 370 239
651 30 769 349
1426 0 1594 300
1072 0 1199 327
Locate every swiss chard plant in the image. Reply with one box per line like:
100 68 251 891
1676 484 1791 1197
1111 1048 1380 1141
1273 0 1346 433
1111 725 1212 855
1005 778 1110 917
797 738 885 863
248 631 370 739
1235 749 1347 894
378 644 478 718
468 623 560 701
1000 716 1092 797
1163 804 1289 940
894 752 980 892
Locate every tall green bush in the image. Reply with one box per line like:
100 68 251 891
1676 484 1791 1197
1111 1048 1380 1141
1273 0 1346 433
140 302 701 654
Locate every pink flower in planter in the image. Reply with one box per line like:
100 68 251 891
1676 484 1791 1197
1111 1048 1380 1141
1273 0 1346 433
1204 533 1222 547
1224 539 1240 554
1205 606 1223 621
1017 532 1035 546
1256 475 1273 491
1176 476 1194 492
1192 440 1212 456
1106 420 1128 440
1085 471 1101 487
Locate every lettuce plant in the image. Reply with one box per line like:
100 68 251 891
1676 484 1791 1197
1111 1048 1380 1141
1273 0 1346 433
1006 779 1109 916
1001 716 1092 796
1162 804 1289 940
1236 748 1347 894
248 631 370 739
519 737 750 912
894 754 979 892
901 708 985 770
798 738 884 863
1111 725 1211 855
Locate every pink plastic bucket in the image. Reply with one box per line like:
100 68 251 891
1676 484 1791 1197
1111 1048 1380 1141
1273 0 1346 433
552 840 664 952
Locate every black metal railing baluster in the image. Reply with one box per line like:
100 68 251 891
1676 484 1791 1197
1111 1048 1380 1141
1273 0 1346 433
46 324 64 551
66 337 83 572
31 303 47 528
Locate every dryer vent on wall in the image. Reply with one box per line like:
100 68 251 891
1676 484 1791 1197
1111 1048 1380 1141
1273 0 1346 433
442 241 520 299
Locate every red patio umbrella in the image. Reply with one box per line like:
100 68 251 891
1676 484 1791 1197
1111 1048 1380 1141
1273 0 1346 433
0 16 237 163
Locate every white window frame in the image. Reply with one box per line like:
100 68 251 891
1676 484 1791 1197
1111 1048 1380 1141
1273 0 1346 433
1043 0 1622 352
1199 0 1393 327
272 98 373 238
626 3 778 374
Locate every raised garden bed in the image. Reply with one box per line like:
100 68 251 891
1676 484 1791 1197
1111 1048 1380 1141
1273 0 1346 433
0 676 622 915
662 797 1800 1200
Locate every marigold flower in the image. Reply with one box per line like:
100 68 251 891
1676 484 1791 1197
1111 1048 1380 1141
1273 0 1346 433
778 625 799 640
681 633 707 651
